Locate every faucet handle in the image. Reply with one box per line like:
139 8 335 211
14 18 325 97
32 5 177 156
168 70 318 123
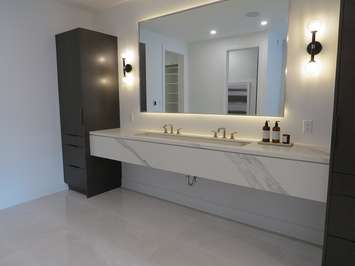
217 127 227 139
211 130 218 138
162 124 168 134
168 124 174 134
230 131 238 140
176 128 183 135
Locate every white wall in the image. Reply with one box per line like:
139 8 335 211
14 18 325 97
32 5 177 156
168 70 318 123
0 0 95 210
94 0 340 244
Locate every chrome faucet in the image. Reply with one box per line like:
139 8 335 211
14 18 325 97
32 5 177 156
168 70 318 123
217 127 227 139
163 124 174 134
230 131 238 140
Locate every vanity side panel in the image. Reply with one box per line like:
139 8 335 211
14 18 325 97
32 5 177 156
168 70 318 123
90 135 145 166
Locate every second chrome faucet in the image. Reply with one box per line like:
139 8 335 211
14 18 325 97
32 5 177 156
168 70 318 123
212 128 238 140
163 124 182 135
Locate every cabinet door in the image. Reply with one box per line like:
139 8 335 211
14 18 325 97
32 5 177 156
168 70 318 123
79 29 120 133
333 0 355 175
328 196 355 241
56 31 84 136
332 172 355 197
325 236 355 266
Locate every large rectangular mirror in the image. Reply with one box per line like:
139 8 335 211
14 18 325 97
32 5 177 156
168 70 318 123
139 0 289 117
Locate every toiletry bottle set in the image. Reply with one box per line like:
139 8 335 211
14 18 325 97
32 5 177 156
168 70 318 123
262 121 291 145
272 121 281 143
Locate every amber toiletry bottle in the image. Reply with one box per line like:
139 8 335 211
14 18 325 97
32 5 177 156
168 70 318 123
272 121 281 143
262 121 270 142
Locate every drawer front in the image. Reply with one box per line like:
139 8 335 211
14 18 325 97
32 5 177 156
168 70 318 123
63 134 85 147
332 172 355 197
325 236 355 266
329 196 355 241
64 165 86 191
63 144 86 168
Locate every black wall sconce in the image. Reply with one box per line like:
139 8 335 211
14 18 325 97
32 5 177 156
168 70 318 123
307 30 323 62
123 58 133 77
306 21 323 74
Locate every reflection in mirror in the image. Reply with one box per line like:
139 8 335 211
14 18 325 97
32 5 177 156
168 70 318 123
139 0 289 117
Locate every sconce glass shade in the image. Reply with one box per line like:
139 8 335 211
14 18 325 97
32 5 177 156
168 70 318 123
306 60 320 75
123 74 134 86
308 20 322 32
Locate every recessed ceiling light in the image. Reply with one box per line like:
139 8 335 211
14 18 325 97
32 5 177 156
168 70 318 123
210 30 217 35
261 20 268 26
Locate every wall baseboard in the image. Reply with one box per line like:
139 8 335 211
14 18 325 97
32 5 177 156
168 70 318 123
123 163 325 245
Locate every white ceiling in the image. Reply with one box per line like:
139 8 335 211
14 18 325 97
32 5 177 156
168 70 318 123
140 0 289 43
58 0 130 11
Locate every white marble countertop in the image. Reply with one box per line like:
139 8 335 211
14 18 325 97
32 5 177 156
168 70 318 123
90 128 330 165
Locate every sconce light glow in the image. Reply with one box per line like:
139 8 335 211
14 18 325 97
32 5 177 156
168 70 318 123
308 20 322 32
306 60 320 76
260 20 268 26
210 30 217 35
97 56 106 64
98 56 106 64
123 74 134 86
99 77 109 85
122 50 134 62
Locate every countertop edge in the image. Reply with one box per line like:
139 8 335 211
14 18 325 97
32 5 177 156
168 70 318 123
89 129 330 165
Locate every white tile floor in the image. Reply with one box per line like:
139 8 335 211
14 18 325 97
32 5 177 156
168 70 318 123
0 189 322 266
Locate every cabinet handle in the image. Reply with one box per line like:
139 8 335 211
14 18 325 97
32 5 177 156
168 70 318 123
68 164 81 169
65 144 80 148
65 133 81 137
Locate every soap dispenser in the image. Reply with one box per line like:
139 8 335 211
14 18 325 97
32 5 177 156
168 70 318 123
272 121 281 143
262 121 270 142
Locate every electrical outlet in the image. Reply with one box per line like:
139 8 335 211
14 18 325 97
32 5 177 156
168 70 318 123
303 120 313 134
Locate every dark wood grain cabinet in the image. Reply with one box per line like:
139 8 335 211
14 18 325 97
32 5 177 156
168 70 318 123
56 28 121 197
323 1 355 265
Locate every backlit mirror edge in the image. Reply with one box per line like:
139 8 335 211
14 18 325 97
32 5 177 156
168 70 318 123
136 0 289 118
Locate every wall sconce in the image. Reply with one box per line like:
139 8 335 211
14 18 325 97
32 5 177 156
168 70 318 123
122 58 133 77
306 21 323 75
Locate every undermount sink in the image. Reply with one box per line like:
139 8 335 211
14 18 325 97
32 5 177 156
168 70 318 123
135 132 251 147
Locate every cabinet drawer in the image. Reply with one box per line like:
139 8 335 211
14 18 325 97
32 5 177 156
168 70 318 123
332 172 355 197
64 165 86 191
325 236 355 266
63 145 86 168
63 134 85 147
329 196 355 241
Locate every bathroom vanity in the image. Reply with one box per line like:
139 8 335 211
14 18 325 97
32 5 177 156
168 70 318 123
90 128 329 203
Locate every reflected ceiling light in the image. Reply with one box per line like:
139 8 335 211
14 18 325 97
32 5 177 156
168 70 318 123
210 30 217 35
260 20 268 26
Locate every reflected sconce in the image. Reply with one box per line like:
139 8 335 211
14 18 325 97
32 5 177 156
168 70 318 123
122 58 133 77
306 21 323 75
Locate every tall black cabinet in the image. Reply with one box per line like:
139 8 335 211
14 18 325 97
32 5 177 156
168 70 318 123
323 0 355 265
56 28 121 197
